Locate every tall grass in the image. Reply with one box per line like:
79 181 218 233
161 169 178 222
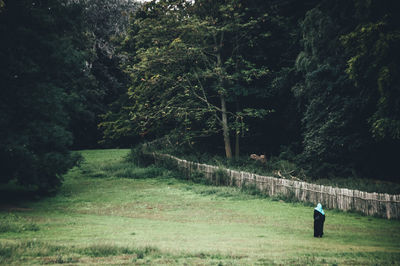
0 214 39 233
79 148 164 180
0 240 252 265
0 240 160 264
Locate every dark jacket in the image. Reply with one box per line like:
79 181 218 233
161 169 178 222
314 210 325 237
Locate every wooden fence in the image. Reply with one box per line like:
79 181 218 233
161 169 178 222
149 152 400 219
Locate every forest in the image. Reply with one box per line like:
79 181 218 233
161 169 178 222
1 0 399 193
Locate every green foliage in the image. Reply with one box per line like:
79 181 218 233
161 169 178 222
0 214 39 233
293 2 370 179
240 181 265 197
71 0 138 149
189 170 211 185
213 168 231 186
104 0 277 157
147 142 400 194
271 189 300 204
127 145 155 167
341 0 400 141
2 0 400 189
0 0 87 192
313 177 400 195
97 0 400 181
291 0 400 180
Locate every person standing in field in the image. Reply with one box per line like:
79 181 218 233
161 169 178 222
314 203 325 237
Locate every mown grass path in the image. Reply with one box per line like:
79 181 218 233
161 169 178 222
1 149 400 265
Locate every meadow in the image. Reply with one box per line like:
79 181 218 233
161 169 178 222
1 149 399 265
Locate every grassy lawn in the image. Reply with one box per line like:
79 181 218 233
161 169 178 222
1 149 400 265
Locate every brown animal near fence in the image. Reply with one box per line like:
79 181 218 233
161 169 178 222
250 154 267 164
148 152 400 219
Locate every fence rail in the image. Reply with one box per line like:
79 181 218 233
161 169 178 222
149 152 400 219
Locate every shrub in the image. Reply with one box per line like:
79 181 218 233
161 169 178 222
189 170 209 184
240 180 264 197
214 168 230 186
271 189 299 203
127 146 154 167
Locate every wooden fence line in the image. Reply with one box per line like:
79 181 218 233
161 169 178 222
149 152 400 219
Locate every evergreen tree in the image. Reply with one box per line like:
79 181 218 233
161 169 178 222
0 0 84 192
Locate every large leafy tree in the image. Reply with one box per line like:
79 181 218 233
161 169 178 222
97 0 400 181
104 0 273 158
190 0 273 158
68 0 138 149
293 1 370 178
233 0 318 157
99 0 192 146
294 0 400 180
0 0 85 192
341 0 400 141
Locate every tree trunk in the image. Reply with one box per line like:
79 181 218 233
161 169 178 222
235 130 239 159
220 95 232 159
235 100 240 159
214 35 232 159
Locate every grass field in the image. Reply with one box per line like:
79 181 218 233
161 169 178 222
1 149 400 265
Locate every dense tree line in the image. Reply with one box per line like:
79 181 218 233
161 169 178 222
1 0 399 192
0 0 137 192
103 0 399 180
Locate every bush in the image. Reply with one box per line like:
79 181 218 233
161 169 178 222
240 180 265 197
127 146 154 167
189 170 209 184
214 168 230 186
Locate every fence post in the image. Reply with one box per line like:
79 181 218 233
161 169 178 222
147 150 400 219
